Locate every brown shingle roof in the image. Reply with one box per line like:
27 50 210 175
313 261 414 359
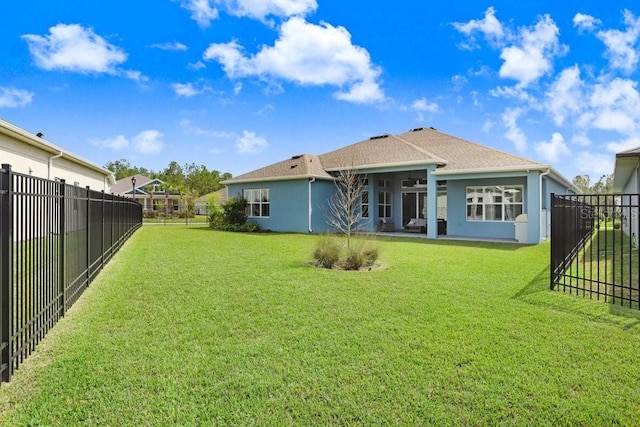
226 154 332 183
318 133 446 170
225 127 555 184
398 127 543 172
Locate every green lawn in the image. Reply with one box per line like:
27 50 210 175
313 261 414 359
1 227 640 425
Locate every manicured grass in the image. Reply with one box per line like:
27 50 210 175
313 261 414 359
1 227 640 425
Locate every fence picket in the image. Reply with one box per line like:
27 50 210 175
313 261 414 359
0 165 141 382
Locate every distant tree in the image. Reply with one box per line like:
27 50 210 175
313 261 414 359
572 174 591 194
105 159 152 180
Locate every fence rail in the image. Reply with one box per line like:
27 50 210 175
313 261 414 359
551 193 640 309
0 164 141 382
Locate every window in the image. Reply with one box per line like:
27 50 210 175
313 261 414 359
378 191 392 218
466 186 523 221
244 189 270 217
361 190 369 218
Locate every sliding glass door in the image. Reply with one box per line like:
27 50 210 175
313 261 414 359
402 192 427 226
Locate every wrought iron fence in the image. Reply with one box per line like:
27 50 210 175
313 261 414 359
0 164 142 382
551 193 640 309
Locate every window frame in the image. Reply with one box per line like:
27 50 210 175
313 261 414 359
378 190 392 219
244 188 270 218
466 185 523 222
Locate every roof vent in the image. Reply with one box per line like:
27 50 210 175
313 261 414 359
411 127 424 132
36 132 44 138
429 126 436 130
369 134 389 140
291 154 302 160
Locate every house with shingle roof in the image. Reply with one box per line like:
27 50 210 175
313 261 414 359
613 146 640 246
111 174 181 215
224 127 577 243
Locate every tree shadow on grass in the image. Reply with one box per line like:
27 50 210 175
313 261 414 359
513 265 640 331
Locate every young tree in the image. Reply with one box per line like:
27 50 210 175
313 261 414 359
325 168 368 250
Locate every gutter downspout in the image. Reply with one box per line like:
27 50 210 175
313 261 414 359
48 151 63 180
308 177 316 233
539 168 551 241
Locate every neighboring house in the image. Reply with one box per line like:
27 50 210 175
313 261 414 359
224 127 577 244
613 147 640 246
194 187 228 215
111 175 181 215
0 118 114 190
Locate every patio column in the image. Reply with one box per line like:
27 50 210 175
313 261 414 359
427 167 438 239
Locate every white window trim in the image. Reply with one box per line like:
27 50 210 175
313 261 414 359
466 185 523 222
244 188 270 218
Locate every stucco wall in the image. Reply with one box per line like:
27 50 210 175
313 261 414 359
0 131 110 191
228 179 318 233
445 176 528 241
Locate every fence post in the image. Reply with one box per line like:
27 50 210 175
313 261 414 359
101 190 105 270
86 186 90 287
0 164 13 381
59 180 66 316
550 193 555 290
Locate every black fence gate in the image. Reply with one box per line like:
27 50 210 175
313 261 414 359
551 193 640 309
0 164 142 382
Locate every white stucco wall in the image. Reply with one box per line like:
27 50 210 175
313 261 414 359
0 120 113 191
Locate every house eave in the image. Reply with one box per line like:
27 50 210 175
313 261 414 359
223 173 335 185
432 164 579 193
0 119 116 185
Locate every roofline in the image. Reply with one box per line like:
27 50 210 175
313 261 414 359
324 159 445 172
433 164 578 193
223 173 336 185
0 119 116 186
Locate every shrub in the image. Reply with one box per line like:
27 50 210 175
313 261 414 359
313 236 342 268
223 197 248 225
343 249 367 270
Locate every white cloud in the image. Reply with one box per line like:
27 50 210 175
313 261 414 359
545 65 584 126
498 14 566 87
452 7 504 49
502 107 527 152
221 0 318 21
150 41 188 51
179 0 219 28
0 87 34 108
596 9 640 73
604 136 640 154
571 133 591 147
411 97 439 113
173 82 201 97
188 61 207 70
573 13 601 32
203 17 384 103
233 82 243 95
134 130 164 154
575 151 615 176
22 24 127 74
587 77 640 134
90 134 129 150
451 74 467 91
535 132 571 162
180 120 236 138
236 130 268 154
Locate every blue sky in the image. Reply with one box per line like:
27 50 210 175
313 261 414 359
2 1 640 182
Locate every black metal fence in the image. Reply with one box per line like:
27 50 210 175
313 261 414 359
551 193 640 309
0 164 142 382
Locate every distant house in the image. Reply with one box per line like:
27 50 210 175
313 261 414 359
111 175 180 215
613 147 640 246
194 187 228 215
224 127 577 244
0 118 114 190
